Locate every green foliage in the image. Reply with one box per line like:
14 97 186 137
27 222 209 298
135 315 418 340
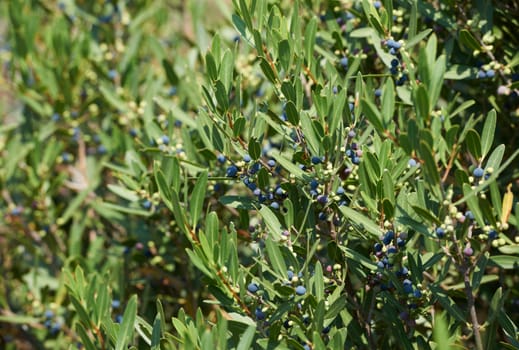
1 0 519 349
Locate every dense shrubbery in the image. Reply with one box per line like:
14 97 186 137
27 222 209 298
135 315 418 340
1 0 519 349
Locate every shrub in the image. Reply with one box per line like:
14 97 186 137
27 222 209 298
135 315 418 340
1 0 518 349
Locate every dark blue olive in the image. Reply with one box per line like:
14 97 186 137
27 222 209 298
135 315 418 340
382 231 394 245
295 285 306 295
311 156 323 164
247 283 259 293
473 167 484 178
226 165 239 177
255 307 265 320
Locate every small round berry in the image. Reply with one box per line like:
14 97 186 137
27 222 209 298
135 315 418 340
477 70 486 79
287 270 294 280
44 310 54 319
339 57 348 68
473 167 484 178
243 154 251 163
255 307 266 320
295 285 307 296
311 156 323 164
317 195 328 204
111 300 121 309
270 202 280 210
348 130 356 138
226 165 239 177
436 227 445 238
374 88 382 97
382 231 394 245
115 315 123 323
336 186 345 195
142 200 152 209
485 69 495 78
390 58 399 67
408 158 417 167
108 69 117 79
403 279 413 294
374 242 383 252
488 230 498 240
267 159 276 167
463 246 474 256
247 283 259 293
217 154 226 164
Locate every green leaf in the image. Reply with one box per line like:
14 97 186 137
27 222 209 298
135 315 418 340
406 29 432 49
271 151 309 181
459 29 481 51
115 295 137 350
313 262 324 302
285 100 299 125
429 55 445 108
220 49 234 93
219 196 257 210
170 189 190 238
444 65 479 80
154 167 173 211
381 78 395 127
107 184 139 202
248 138 261 160
237 325 256 350
361 98 384 133
413 85 430 123
419 140 440 189
190 171 208 227
465 129 482 160
0 315 40 324
338 206 382 238
205 52 218 81
341 246 377 269
186 248 213 277
68 295 91 329
265 236 287 277
151 316 162 350
489 255 519 269
472 252 489 290
304 17 317 64
76 323 97 350
429 286 466 322
463 183 485 228
433 311 454 350
259 205 283 241
259 57 278 84
481 109 496 159
162 59 178 86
